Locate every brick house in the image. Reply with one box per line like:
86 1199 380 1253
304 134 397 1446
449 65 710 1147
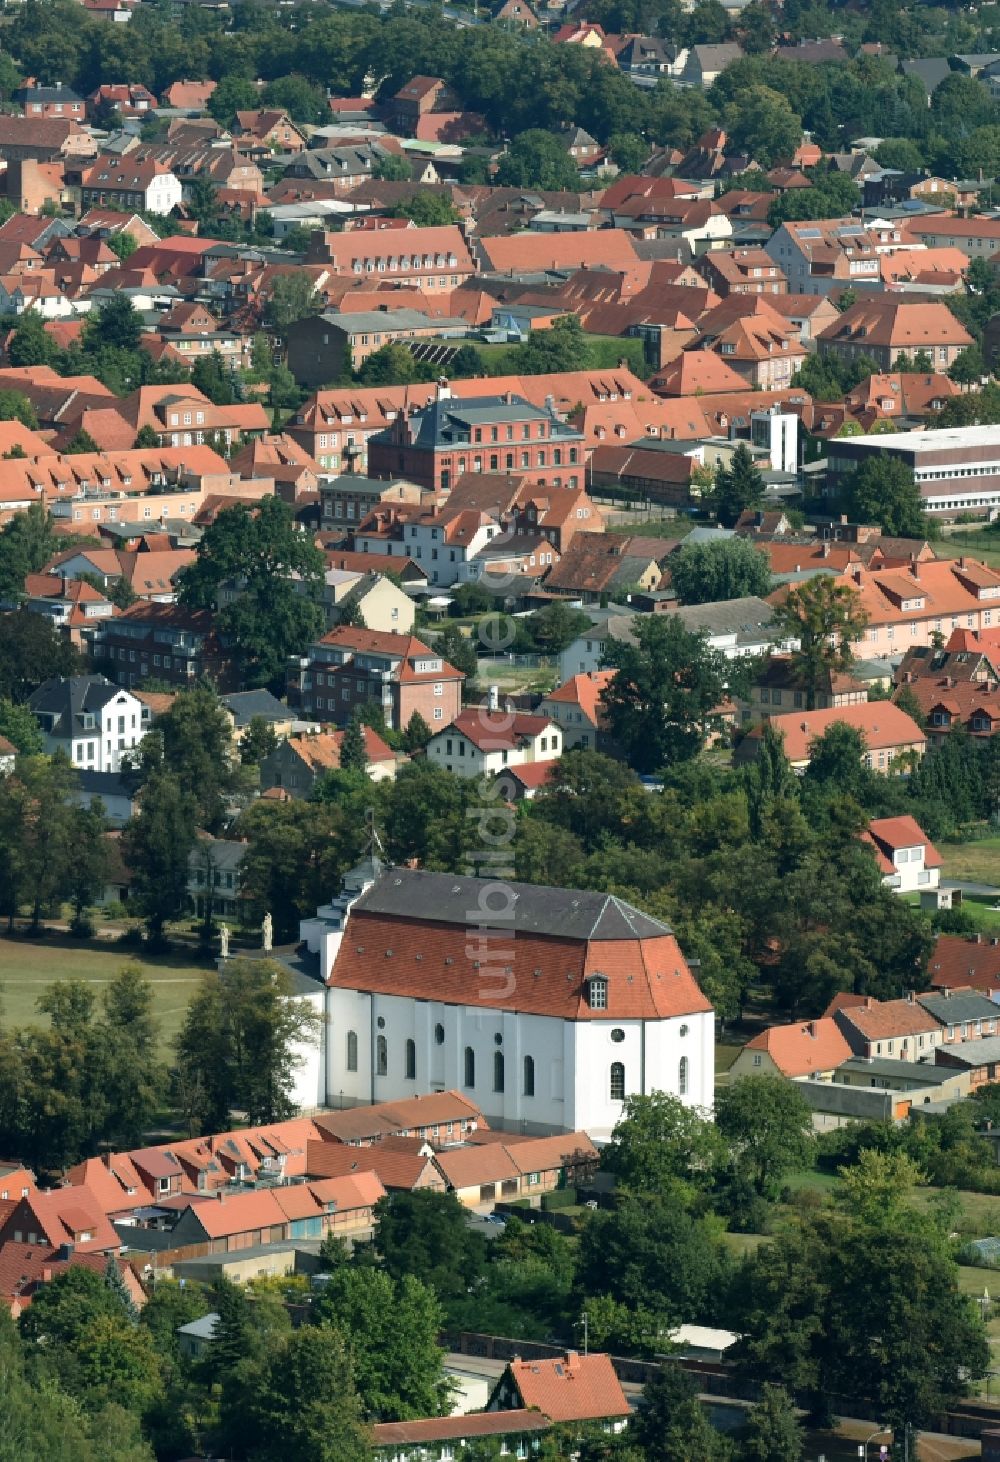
828 993 942 1061
367 385 586 493
389 76 462 136
91 602 238 690
288 627 464 730
699 247 788 296
234 109 308 153
259 727 399 796
16 81 85 120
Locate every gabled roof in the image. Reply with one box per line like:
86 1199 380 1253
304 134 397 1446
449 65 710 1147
743 702 925 761
542 670 614 727
442 709 557 751
314 1090 483 1142
916 987 1000 1027
503 1352 629 1422
281 727 396 768
927 934 1000 993
744 1016 852 1076
865 815 941 870
828 995 940 1040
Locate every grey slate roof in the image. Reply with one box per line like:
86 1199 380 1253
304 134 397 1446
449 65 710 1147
899 57 953 92
670 595 778 638
177 1312 220 1342
353 868 673 940
916 990 1000 1027
221 689 289 728
28 674 126 729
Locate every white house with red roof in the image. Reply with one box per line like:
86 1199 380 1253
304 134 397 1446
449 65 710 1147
862 814 941 894
299 861 714 1138
540 669 614 750
426 709 562 778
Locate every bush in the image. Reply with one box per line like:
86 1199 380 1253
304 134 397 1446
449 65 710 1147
69 911 95 938
102 901 129 921
115 924 146 949
541 1187 577 1210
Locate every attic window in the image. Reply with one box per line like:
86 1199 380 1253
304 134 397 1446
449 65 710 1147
587 976 608 1010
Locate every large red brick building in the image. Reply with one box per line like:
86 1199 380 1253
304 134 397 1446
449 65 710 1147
288 627 464 729
367 386 586 493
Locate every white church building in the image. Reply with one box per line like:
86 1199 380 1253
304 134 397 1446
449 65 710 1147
292 859 714 1140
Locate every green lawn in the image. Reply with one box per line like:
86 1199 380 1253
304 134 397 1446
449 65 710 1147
0 933 210 1059
945 524 1000 571
939 836 1000 890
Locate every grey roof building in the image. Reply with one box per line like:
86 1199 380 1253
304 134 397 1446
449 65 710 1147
28 675 147 774
916 989 1000 1031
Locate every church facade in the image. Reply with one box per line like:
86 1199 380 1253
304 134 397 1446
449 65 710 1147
295 862 714 1139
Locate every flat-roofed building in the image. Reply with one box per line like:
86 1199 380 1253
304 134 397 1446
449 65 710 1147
827 424 1000 519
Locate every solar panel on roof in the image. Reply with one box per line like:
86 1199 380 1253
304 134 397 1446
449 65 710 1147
798 228 822 238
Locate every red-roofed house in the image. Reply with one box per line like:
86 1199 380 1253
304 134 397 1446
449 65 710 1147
426 710 562 778
828 994 942 1061
735 702 926 773
927 934 1000 998
731 1017 852 1081
488 1351 629 1426
0 1244 145 1319
862 815 941 893
0 1186 120 1255
259 727 399 796
289 627 465 730
540 670 614 750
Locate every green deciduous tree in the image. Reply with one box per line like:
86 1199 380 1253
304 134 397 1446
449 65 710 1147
841 454 932 539
7 311 59 369
600 614 732 773
178 496 326 689
495 129 581 190
389 191 459 227
0 697 43 754
240 715 278 766
122 767 197 945
0 503 61 602
373 1191 488 1306
668 538 772 605
312 1267 449 1419
733 1207 988 1432
723 84 801 168
771 576 868 711
84 294 142 354
714 1074 813 1197
237 1326 370 1462
603 1091 725 1197
740 1383 803 1462
265 273 322 330
709 443 765 528
175 957 319 1132
156 685 241 832
358 343 433 387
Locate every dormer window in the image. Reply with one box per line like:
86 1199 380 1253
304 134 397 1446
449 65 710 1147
587 976 608 1010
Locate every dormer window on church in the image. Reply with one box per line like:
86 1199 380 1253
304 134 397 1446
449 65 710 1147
587 976 608 1010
